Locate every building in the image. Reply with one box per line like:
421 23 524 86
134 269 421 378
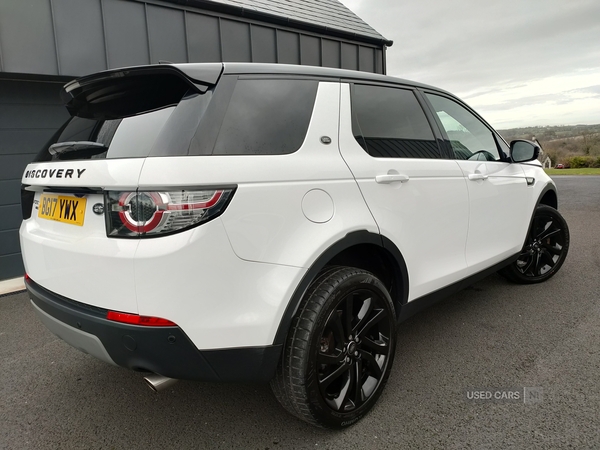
0 0 391 282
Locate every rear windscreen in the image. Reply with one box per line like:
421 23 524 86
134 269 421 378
35 107 176 161
34 92 198 162
36 75 318 161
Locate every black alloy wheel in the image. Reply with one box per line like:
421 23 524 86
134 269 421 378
501 205 569 284
271 267 397 428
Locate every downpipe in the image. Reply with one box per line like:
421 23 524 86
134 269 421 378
144 374 178 392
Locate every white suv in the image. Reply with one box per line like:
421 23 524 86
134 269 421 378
20 63 569 428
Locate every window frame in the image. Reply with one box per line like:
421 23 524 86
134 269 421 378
419 89 511 163
347 81 446 160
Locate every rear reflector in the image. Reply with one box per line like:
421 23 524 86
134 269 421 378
106 311 177 327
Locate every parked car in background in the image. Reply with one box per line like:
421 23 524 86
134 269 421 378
555 163 565 169
20 63 569 428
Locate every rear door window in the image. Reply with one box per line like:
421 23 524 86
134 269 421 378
351 84 440 158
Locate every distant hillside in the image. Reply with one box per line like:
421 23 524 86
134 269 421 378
498 124 600 167
498 124 600 143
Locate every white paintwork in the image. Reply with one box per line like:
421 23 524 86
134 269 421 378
338 84 471 301
20 155 148 313
455 160 532 271
302 189 334 223
22 159 145 189
133 218 305 348
19 74 558 355
20 192 140 313
137 83 378 268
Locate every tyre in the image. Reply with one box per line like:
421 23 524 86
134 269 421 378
500 205 569 284
271 267 397 428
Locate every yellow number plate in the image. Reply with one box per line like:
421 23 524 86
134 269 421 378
38 194 87 226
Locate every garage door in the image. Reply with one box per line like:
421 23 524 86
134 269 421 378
0 78 70 281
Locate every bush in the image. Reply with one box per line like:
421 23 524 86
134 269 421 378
568 156 591 168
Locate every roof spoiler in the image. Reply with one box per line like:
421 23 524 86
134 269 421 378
61 63 223 120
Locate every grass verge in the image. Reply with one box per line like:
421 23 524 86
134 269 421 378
544 168 600 176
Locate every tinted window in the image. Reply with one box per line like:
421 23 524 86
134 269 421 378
351 85 439 158
35 107 175 161
36 77 317 161
426 94 501 161
212 79 318 155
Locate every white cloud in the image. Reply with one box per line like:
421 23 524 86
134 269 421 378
462 68 600 128
339 0 600 128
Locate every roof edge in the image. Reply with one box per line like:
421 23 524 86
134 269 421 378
162 0 393 47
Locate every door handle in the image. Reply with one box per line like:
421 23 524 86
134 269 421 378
375 174 409 184
468 173 488 181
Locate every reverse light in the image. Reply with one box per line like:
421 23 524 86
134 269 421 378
106 188 234 237
106 311 177 327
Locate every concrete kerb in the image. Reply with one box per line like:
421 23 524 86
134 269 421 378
0 277 26 297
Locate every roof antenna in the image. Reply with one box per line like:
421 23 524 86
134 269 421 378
158 60 173 64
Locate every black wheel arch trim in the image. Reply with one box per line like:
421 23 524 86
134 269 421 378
536 182 558 210
272 230 409 346
522 182 559 249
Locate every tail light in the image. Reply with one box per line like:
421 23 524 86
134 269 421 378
106 188 234 238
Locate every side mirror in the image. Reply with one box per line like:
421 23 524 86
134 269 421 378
510 140 540 163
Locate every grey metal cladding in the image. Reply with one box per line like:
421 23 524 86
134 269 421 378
103 0 151 68
0 130 57 156
0 230 20 257
0 79 69 279
300 35 320 67
0 0 59 74
0 154 37 180
0 206 21 232
0 253 24 281
277 30 300 65
0 180 21 205
0 79 64 106
376 49 383 73
341 42 358 71
251 26 277 63
147 5 188 63
0 104 66 130
322 39 341 69
359 46 375 74
221 20 252 62
186 13 222 62
205 0 387 43
0 0 386 77
53 0 107 75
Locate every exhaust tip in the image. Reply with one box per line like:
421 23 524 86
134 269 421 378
144 374 178 392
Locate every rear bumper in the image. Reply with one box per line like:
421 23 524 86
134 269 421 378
27 278 281 382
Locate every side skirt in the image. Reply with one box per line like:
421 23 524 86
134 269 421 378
398 253 519 323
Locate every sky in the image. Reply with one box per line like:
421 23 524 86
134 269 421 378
338 0 600 129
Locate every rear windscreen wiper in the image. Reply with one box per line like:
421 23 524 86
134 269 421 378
48 141 108 159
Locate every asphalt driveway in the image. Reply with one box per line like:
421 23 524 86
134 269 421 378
1 176 599 449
